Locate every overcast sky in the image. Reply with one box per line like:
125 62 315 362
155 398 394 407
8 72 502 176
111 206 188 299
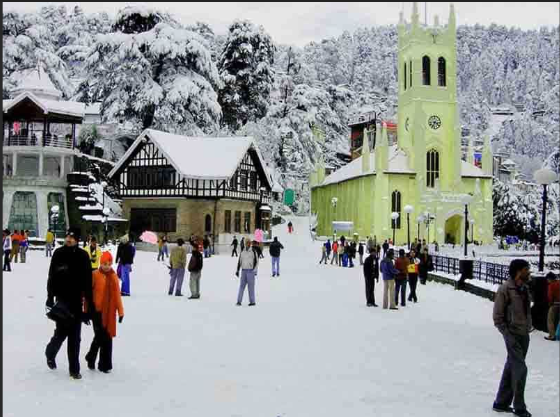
4 2 559 46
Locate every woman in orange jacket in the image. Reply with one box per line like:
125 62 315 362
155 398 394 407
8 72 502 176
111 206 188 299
85 251 124 373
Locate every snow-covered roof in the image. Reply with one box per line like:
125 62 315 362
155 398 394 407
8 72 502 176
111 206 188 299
461 161 492 178
85 103 101 115
272 181 284 193
109 129 273 188
12 67 62 100
502 159 516 166
81 215 128 222
318 145 414 187
3 92 85 119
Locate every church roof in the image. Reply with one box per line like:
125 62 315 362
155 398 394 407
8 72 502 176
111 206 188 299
318 145 415 187
12 67 62 100
108 129 273 188
460 161 492 178
3 91 85 119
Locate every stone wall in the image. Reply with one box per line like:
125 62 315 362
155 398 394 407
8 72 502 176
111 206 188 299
122 198 260 253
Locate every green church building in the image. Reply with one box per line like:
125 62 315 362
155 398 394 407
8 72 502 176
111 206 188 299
310 3 494 246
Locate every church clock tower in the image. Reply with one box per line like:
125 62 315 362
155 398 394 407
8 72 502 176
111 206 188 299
397 3 461 193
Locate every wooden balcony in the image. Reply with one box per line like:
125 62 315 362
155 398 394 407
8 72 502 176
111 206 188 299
4 133 75 150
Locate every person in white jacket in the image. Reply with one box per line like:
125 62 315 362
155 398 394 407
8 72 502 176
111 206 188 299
235 240 259 306
3 229 12 272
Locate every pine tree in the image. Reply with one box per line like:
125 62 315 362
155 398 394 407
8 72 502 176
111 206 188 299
218 20 275 130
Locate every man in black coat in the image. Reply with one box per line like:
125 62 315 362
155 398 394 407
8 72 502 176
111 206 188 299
363 249 380 307
382 240 390 258
231 236 239 257
269 237 284 277
45 227 93 380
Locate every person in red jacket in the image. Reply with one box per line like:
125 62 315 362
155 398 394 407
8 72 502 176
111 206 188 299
545 272 560 341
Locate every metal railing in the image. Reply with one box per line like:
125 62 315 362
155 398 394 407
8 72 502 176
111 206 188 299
4 134 74 149
433 255 510 286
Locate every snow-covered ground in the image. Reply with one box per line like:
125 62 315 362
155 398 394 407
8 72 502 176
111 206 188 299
3 216 559 417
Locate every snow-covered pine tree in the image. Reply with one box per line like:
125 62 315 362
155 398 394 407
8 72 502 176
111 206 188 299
78 5 221 134
218 20 275 130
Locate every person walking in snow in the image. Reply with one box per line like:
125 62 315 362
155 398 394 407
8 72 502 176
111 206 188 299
45 229 55 258
366 236 374 253
380 249 400 310
157 235 165 262
203 235 211 258
188 243 203 299
45 227 94 380
330 241 339 265
240 237 245 252
382 240 389 258
85 251 124 374
236 240 259 306
407 249 420 303
231 236 239 257
116 236 135 296
269 236 284 277
19 230 29 263
363 249 380 307
325 239 332 261
418 247 433 285
319 244 328 265
545 272 560 341
10 230 22 263
358 242 365 265
337 241 344 267
168 238 187 296
394 249 410 307
3 229 12 272
84 236 102 271
162 235 169 259
288 221 293 234
492 259 533 417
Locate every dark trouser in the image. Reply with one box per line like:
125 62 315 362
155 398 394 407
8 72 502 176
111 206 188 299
365 276 376 305
232 247 238 257
45 319 82 374
395 280 407 306
3 249 11 271
408 274 418 302
495 332 530 411
419 273 427 285
86 313 113 372
157 248 164 261
349 256 354 268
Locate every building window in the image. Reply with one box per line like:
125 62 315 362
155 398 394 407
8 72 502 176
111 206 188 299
234 211 241 233
8 192 39 237
409 60 413 87
224 210 232 233
438 57 446 86
205 214 212 233
230 172 238 190
244 212 251 233
250 171 257 190
404 62 407 90
127 166 175 189
422 56 431 85
391 190 402 229
130 208 177 234
426 149 440 188
240 170 248 190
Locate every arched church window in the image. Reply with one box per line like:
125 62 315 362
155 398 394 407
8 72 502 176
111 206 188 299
409 60 413 87
391 190 402 229
422 56 431 85
426 149 440 188
404 62 407 90
438 57 446 87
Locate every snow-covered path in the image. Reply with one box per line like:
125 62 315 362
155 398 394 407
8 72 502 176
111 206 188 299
3 216 559 417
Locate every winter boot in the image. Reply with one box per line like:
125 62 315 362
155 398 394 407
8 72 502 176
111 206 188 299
69 372 82 380
46 358 56 370
492 402 514 413
513 410 532 417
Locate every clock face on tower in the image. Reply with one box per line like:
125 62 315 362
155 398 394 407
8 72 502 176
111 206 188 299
405 117 410 132
428 115 441 130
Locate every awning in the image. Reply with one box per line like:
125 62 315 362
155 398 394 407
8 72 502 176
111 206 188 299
332 221 354 231
259 205 272 212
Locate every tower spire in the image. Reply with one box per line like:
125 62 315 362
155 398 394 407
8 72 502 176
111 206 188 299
448 3 456 29
412 2 420 26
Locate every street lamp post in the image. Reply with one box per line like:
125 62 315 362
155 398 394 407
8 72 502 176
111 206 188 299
417 214 425 242
462 194 474 258
51 205 60 241
331 197 338 238
391 212 400 246
469 218 475 244
424 211 431 243
404 205 414 250
101 181 108 246
534 168 557 272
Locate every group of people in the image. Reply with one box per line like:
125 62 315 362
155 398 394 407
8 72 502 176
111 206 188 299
363 245 433 308
45 227 125 380
2 229 30 271
167 237 204 298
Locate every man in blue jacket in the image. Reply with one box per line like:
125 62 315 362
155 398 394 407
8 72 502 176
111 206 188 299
380 248 400 310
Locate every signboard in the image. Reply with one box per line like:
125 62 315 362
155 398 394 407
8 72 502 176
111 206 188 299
474 152 482 168
332 221 354 231
284 189 295 206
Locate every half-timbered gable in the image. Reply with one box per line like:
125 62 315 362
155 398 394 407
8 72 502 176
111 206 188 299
109 129 275 252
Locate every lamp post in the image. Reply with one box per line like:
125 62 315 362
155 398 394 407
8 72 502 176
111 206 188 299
534 168 557 272
404 205 414 250
391 212 400 246
469 218 475 244
331 197 338 238
417 214 425 242
423 211 431 243
462 194 474 257
102 207 110 247
51 205 60 241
